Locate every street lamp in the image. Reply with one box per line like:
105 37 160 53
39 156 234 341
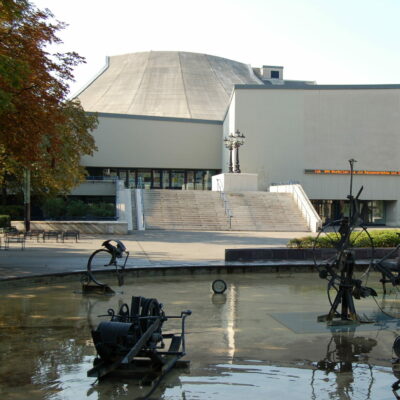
223 132 235 173
23 168 31 232
223 130 245 173
233 129 245 173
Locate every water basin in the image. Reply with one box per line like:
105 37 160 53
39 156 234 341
0 271 398 399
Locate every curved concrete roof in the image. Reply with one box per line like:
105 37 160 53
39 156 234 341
76 51 263 121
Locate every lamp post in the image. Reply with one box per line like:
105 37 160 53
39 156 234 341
224 130 246 173
223 132 235 173
233 130 245 173
23 168 31 232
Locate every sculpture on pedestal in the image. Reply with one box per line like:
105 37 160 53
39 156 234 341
224 130 245 173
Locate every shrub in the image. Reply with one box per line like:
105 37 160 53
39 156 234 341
41 198 115 219
287 236 315 248
0 215 10 228
89 202 115 217
42 198 66 219
367 230 400 247
66 200 88 218
0 205 24 219
287 229 400 248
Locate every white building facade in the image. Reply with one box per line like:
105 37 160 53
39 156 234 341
75 51 400 226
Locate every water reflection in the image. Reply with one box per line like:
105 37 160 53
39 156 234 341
0 273 397 399
312 329 377 399
211 283 238 363
164 362 393 400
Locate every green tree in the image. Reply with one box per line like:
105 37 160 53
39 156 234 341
0 0 97 197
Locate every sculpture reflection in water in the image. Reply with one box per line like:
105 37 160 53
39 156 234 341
312 329 377 400
392 336 400 398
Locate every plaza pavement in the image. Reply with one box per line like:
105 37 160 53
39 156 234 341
0 230 312 280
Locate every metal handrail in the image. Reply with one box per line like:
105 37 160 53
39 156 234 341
269 183 321 232
136 188 146 230
216 179 233 229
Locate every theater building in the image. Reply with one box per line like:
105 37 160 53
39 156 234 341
74 51 400 226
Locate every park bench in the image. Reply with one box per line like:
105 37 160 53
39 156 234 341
62 230 80 242
4 231 26 250
43 230 62 242
24 229 44 242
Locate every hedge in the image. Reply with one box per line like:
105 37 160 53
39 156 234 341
0 215 10 228
287 230 400 248
42 197 115 219
0 205 24 219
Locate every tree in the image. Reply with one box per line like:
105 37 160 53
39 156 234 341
0 0 97 197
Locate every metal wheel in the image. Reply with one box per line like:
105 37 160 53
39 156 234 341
212 279 227 294
140 298 163 333
313 219 375 304
86 248 113 286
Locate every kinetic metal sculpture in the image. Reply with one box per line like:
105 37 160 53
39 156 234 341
82 240 129 294
88 296 191 388
314 159 377 324
314 160 400 326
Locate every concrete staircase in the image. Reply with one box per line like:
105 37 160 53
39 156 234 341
140 190 309 231
227 192 308 231
142 190 231 230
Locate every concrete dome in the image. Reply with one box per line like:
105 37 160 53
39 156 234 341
76 51 263 120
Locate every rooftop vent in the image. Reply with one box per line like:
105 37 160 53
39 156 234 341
261 65 284 84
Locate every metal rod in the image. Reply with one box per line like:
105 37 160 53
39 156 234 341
349 158 356 200
348 158 357 220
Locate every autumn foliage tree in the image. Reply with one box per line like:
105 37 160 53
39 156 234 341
0 0 97 198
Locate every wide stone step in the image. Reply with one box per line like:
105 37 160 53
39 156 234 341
138 189 309 231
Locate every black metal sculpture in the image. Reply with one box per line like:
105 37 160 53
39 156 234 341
88 296 191 388
314 160 377 325
82 240 129 294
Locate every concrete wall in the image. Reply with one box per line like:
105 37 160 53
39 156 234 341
12 221 128 234
70 180 116 196
228 87 400 204
222 92 236 171
81 114 222 170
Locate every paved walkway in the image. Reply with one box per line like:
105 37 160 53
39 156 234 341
0 230 311 280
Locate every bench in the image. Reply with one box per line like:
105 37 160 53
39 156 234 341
24 229 44 242
43 230 62 242
62 230 80 242
4 233 26 250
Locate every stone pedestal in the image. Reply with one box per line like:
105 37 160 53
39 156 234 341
212 173 258 192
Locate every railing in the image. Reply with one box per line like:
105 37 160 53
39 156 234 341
216 178 233 229
269 183 322 232
115 180 134 231
135 188 145 230
86 175 118 181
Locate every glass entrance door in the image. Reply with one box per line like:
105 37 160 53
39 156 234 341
137 170 151 189
171 170 185 189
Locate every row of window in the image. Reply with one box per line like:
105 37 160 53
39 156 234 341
86 168 220 190
311 200 386 225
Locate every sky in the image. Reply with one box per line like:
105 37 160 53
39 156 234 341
31 0 400 97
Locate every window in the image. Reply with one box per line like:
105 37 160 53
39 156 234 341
270 70 280 79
